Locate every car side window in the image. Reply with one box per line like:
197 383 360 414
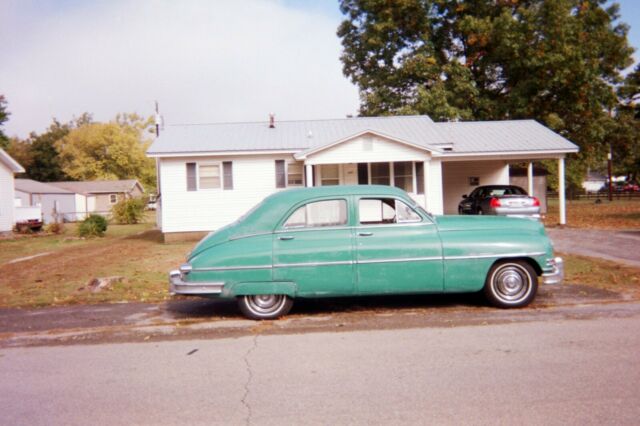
359 198 421 225
283 199 348 229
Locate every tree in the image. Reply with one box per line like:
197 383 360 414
27 119 74 182
56 113 156 190
338 0 636 188
0 95 10 149
5 137 33 174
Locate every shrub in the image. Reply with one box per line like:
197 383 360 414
111 197 147 224
44 222 64 234
78 214 108 238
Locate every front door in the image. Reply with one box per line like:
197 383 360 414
273 198 355 296
355 197 443 294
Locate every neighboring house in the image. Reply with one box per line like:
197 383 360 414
0 148 25 233
582 170 607 193
14 179 87 223
49 180 145 216
147 115 579 241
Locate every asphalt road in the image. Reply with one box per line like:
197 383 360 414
2 303 640 425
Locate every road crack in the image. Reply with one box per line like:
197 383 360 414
241 333 259 425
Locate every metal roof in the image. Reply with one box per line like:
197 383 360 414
49 180 142 194
15 179 74 194
147 115 445 155
146 116 579 157
0 148 25 173
434 120 579 154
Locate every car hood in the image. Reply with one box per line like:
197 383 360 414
435 215 545 234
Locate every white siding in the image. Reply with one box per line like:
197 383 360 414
441 161 510 214
160 154 296 232
305 134 430 165
426 159 444 215
0 164 15 232
14 190 30 207
75 194 88 220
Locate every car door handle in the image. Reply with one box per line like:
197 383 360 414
358 232 373 237
278 236 295 241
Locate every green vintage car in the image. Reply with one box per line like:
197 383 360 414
170 185 563 320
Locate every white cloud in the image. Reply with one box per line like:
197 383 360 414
0 0 360 137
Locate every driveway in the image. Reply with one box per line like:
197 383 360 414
546 228 640 268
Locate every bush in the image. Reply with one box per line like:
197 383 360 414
111 197 147 224
78 214 108 238
44 222 64 234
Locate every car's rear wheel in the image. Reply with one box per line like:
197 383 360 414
484 260 537 308
238 294 293 320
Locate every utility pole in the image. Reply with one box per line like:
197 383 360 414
607 145 613 202
154 101 161 137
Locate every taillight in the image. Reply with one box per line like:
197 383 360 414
532 197 540 206
490 197 501 208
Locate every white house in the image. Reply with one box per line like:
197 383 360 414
14 179 87 223
14 179 146 223
0 148 25 233
146 115 579 241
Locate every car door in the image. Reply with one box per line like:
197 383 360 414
273 198 355 296
355 197 443 294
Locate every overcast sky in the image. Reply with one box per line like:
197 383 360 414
1 0 638 139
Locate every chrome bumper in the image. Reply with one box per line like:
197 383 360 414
169 269 225 295
542 257 564 285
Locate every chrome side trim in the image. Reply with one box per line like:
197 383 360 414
274 226 352 234
444 252 546 261
355 222 434 230
193 264 272 272
274 260 354 268
357 256 441 264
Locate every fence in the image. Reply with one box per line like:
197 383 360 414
547 190 640 201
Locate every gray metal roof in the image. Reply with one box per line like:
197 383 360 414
49 180 142 194
147 115 445 155
434 120 578 154
146 115 578 156
15 179 74 194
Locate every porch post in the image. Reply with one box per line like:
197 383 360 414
527 162 534 196
558 157 566 225
305 164 313 187
423 160 430 209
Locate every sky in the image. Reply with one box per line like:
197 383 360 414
1 0 639 139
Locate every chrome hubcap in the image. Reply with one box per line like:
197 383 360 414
245 295 285 314
493 265 530 302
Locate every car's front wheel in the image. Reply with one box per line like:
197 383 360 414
238 294 293 320
484 260 538 308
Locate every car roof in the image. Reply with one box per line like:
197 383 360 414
231 185 413 236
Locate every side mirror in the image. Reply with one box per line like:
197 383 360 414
462 194 468 199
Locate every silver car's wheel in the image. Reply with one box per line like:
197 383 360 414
238 294 293 320
484 261 537 308
477 208 484 215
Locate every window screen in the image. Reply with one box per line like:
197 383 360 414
199 164 221 189
393 162 413 192
416 162 424 195
370 163 390 185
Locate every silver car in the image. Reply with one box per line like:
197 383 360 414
458 185 540 218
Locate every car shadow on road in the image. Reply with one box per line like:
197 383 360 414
164 292 488 321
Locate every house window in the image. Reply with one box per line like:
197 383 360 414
283 200 348 228
370 163 390 185
393 161 414 193
321 164 340 186
199 164 221 189
287 162 304 186
186 163 197 191
109 194 118 204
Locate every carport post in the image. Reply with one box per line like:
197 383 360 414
558 157 566 225
527 162 534 196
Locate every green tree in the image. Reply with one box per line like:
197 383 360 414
338 0 636 188
0 95 10 149
56 113 156 190
5 137 33 174
27 119 75 182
